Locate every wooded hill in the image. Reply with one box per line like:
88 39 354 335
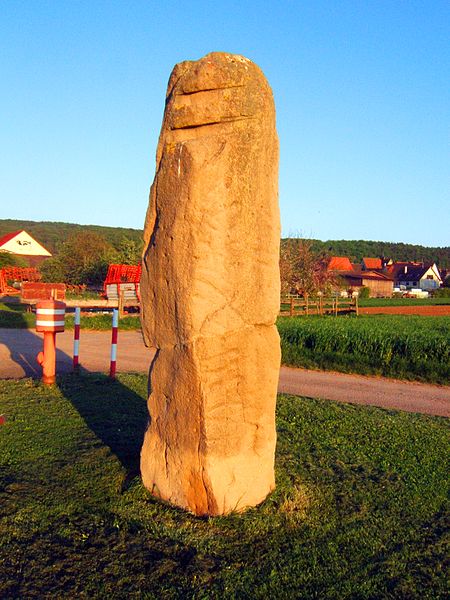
0 219 143 255
288 238 450 269
1 219 448 268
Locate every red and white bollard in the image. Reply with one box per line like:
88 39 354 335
109 309 119 378
73 307 81 370
36 300 66 385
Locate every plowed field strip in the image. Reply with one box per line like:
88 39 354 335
360 305 450 316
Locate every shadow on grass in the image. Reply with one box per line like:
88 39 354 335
57 373 149 489
0 311 149 486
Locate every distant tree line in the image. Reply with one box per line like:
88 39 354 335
306 238 450 269
0 219 143 255
1 220 447 268
1 220 449 288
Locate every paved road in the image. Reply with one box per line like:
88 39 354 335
0 329 448 417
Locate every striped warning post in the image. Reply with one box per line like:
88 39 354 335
73 307 81 370
109 309 119 378
35 300 66 332
35 300 66 385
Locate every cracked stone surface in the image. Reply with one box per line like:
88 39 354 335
140 52 280 515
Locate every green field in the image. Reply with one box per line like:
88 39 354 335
278 315 450 384
0 374 448 598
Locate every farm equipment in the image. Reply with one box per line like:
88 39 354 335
2 267 41 283
103 264 141 314
0 269 18 295
21 282 66 302
0 266 42 296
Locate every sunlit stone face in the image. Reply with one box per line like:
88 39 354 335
140 52 280 516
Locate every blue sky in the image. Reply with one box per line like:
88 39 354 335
2 1 449 246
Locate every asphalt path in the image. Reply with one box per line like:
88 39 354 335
0 329 448 417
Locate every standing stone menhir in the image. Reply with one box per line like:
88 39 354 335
140 52 280 515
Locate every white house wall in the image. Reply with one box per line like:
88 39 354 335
0 231 51 256
419 266 441 290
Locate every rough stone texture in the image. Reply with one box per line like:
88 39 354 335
140 52 280 515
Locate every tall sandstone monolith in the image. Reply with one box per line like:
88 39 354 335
140 52 280 516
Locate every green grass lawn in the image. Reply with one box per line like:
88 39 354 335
278 315 450 385
0 374 448 598
65 290 103 300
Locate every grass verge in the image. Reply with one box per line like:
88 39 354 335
0 303 141 330
0 374 448 598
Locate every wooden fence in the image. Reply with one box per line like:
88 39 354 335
280 294 359 317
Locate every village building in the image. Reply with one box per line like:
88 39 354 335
386 262 442 292
338 270 393 298
361 256 395 272
327 256 394 297
327 256 354 271
0 230 52 267
328 253 444 296
361 257 382 270
440 268 450 287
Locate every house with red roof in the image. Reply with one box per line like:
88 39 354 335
0 230 52 266
362 257 383 270
327 256 393 297
326 252 447 296
327 256 354 272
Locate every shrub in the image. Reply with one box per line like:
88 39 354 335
0 252 27 269
433 288 450 298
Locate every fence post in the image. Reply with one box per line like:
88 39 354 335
305 293 309 316
118 290 125 318
335 297 338 316
73 307 81 370
290 296 294 317
109 309 119 378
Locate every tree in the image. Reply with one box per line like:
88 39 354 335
41 232 116 286
40 257 65 283
280 239 335 296
115 237 143 265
